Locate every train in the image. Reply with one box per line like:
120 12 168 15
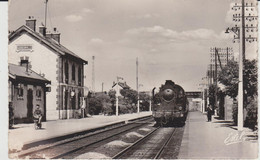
152 80 189 126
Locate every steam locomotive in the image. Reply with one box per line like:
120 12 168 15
152 80 189 126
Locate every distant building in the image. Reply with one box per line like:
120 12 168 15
8 17 88 120
112 81 130 90
111 81 131 97
8 63 51 123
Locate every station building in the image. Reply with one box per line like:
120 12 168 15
8 63 51 123
8 17 88 120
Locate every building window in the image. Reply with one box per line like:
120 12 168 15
72 93 76 109
65 61 69 84
78 67 82 86
17 84 24 99
36 89 42 101
65 90 68 110
78 92 81 108
72 64 75 81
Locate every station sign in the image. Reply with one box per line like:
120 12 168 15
16 44 33 52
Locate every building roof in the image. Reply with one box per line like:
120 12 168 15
112 82 130 89
9 63 51 84
9 25 88 64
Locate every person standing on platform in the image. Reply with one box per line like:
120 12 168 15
207 104 213 122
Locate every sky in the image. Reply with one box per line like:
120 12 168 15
8 0 258 92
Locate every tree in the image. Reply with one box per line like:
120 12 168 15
218 59 258 126
120 89 138 106
96 93 112 115
218 60 239 98
208 84 218 107
139 92 150 111
218 59 257 100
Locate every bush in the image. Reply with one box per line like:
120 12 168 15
232 97 258 130
119 105 129 114
245 97 258 130
232 102 238 125
88 97 102 115
102 103 113 115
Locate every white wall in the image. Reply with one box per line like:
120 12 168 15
9 34 59 120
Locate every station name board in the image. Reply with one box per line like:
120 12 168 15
16 44 33 52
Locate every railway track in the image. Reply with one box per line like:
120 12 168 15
112 127 178 159
12 116 153 159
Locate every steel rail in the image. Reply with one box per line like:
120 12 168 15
18 116 153 159
153 128 176 159
112 126 160 159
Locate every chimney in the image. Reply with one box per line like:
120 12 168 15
46 27 61 43
46 32 52 39
39 25 46 36
25 16 36 31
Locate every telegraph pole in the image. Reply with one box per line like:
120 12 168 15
226 0 258 131
214 48 218 114
237 0 245 131
116 78 119 116
92 56 95 95
136 57 139 113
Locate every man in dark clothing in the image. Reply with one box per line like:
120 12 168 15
33 105 42 124
207 104 213 122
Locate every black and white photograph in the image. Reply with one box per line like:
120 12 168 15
5 0 259 159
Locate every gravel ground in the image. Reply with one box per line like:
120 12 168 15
64 122 156 159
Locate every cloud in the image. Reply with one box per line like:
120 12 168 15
64 8 93 22
131 13 160 19
65 14 83 22
82 8 94 14
126 25 227 44
89 38 104 44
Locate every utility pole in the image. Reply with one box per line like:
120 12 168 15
237 0 245 131
226 0 258 131
102 82 104 93
44 0 48 27
92 56 95 95
136 57 139 113
209 47 233 115
136 57 138 91
210 64 212 85
214 47 218 114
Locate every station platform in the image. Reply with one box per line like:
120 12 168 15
8 111 152 151
178 111 258 159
